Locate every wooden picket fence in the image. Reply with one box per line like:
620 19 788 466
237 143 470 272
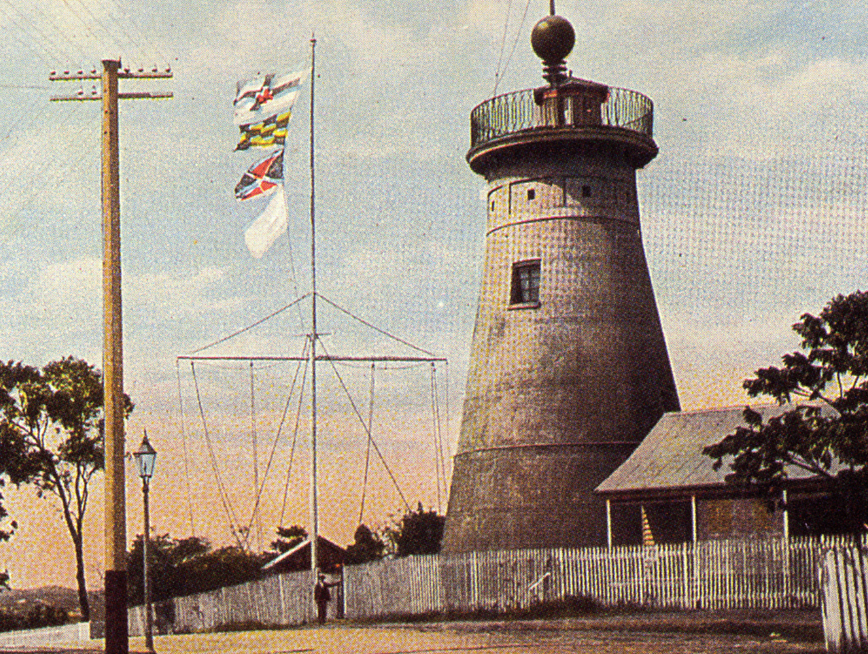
820 537 868 653
345 536 824 618
131 535 846 634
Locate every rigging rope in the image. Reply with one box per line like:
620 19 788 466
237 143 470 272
318 339 411 512
429 362 443 512
280 351 309 527
317 293 437 357
191 293 310 354
492 0 515 96
175 359 196 536
432 363 449 507
444 362 451 483
244 340 308 538
190 361 246 550
494 0 534 96
358 362 376 525
248 361 262 550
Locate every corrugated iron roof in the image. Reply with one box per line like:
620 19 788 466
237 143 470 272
596 404 821 495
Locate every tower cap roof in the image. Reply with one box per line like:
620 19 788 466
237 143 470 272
531 15 575 64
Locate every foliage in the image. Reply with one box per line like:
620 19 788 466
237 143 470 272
0 481 16 546
382 503 446 557
270 525 307 554
703 291 868 533
344 524 385 565
0 478 16 590
0 603 69 632
0 357 133 620
127 534 269 604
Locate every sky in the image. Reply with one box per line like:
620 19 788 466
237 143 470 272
1 0 868 591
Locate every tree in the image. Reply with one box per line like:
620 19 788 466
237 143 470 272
0 357 133 620
270 525 307 554
127 534 210 604
127 534 269 603
382 503 445 557
0 477 16 590
703 291 868 534
344 524 385 565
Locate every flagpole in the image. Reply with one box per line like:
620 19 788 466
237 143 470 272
308 33 319 581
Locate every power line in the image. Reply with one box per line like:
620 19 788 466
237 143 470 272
66 0 143 67
101 0 172 68
0 0 68 66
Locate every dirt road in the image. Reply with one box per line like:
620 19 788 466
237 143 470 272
127 620 823 654
3 612 826 654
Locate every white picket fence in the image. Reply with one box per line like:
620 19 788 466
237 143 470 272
131 536 845 634
820 539 868 653
129 569 326 635
346 537 823 618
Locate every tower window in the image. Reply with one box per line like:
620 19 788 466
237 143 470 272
527 188 536 201
582 185 592 197
510 260 541 306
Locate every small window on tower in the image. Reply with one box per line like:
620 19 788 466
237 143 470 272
582 185 592 198
510 260 541 306
527 188 536 201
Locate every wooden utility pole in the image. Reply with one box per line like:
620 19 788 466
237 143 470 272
51 59 171 654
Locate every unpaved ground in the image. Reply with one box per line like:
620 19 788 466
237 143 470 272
4 614 825 654
134 624 825 654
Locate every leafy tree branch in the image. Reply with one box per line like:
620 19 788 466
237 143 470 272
0 357 132 620
703 291 868 534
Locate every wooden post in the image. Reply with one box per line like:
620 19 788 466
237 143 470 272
690 494 697 542
101 58 128 654
782 489 789 540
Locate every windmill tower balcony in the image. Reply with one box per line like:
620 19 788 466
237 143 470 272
468 83 658 176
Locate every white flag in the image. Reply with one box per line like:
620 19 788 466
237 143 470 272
234 69 307 126
244 187 287 258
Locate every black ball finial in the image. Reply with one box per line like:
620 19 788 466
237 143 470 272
531 15 575 64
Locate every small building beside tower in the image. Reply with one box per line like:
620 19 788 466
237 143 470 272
596 405 841 546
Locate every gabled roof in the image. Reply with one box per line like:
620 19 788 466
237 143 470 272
596 404 828 497
261 535 345 571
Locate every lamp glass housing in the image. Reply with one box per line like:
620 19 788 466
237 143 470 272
133 436 157 481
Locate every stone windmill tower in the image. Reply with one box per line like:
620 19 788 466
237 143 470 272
442 11 680 552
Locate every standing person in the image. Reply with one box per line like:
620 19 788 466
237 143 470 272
313 572 340 624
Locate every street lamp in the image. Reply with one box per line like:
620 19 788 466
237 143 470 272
133 432 157 653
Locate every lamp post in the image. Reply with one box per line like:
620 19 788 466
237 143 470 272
133 433 157 653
